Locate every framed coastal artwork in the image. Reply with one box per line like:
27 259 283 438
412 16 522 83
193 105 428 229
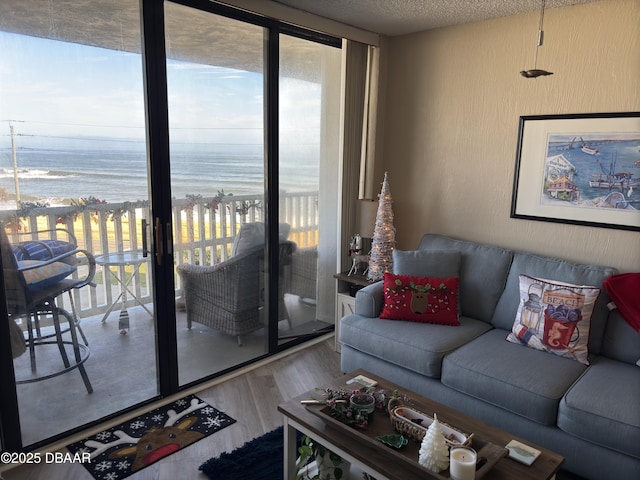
511 112 640 231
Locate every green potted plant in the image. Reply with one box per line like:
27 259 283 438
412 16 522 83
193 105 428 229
386 389 403 414
296 435 350 480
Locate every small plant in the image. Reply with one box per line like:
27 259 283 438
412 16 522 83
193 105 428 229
296 435 348 480
305 386 409 431
297 385 407 478
314 386 406 413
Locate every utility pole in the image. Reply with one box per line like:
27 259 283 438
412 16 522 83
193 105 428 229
10 123 20 207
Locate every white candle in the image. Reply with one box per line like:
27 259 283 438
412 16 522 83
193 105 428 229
449 447 477 480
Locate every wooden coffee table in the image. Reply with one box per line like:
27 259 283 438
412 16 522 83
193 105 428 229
278 369 564 480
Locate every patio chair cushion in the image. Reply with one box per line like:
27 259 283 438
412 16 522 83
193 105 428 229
18 260 76 292
289 245 318 300
231 222 291 257
12 239 76 261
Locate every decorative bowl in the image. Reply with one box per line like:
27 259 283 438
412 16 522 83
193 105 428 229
390 406 472 447
350 393 376 414
376 434 409 449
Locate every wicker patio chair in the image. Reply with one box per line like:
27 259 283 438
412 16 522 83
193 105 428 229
177 240 296 346
1 226 96 393
288 245 318 302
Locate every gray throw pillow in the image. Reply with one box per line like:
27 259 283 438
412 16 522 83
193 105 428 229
392 249 461 278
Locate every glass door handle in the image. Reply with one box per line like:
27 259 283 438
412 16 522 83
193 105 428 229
165 223 173 255
141 219 149 257
155 217 163 266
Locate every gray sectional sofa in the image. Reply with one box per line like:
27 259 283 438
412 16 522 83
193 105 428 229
339 234 640 479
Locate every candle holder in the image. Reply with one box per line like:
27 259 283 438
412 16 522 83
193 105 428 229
350 393 376 415
449 446 477 480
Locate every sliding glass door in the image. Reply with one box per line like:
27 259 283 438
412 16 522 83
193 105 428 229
0 0 343 450
278 34 342 340
165 3 343 385
0 1 158 447
163 2 270 385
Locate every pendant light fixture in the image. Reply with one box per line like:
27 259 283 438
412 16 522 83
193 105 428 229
520 0 553 78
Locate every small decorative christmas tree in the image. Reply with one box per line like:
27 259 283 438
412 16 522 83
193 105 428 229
367 172 395 281
418 413 450 473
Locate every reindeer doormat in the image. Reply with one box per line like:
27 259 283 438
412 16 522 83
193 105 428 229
66 394 236 480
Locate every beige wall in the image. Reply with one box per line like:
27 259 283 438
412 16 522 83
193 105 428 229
379 0 639 272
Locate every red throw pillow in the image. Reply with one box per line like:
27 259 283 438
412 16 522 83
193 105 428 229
380 273 460 325
603 273 640 334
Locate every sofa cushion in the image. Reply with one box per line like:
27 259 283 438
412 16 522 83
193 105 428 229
491 252 616 355
340 313 491 378
441 329 587 425
558 356 640 459
417 234 513 324
601 310 640 365
393 249 460 277
506 275 600 365
380 273 460 325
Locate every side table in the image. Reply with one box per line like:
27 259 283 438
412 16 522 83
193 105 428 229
333 272 373 352
95 251 152 332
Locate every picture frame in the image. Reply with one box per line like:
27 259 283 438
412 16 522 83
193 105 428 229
511 112 640 231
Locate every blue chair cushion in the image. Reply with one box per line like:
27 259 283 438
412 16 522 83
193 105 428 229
18 260 77 292
12 240 76 261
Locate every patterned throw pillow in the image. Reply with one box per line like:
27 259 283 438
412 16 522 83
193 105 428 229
380 272 460 325
506 274 601 365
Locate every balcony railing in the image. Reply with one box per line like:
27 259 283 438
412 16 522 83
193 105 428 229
0 191 318 319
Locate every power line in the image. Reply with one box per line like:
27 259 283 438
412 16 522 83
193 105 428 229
1 119 264 131
0 119 142 129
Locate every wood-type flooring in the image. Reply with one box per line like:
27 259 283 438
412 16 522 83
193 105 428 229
3 337 342 480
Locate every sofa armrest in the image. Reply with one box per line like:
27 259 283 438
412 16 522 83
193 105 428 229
355 281 384 317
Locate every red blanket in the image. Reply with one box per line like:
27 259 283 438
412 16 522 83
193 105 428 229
603 273 640 334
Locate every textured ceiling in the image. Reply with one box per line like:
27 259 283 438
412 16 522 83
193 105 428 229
0 0 603 75
0 1 324 79
272 0 601 36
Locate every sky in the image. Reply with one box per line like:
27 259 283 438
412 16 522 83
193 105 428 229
0 30 325 150
0 32 149 141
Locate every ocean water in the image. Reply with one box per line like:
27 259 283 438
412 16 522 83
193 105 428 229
0 142 319 208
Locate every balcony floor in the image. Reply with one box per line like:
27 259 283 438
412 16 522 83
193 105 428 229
11 294 327 447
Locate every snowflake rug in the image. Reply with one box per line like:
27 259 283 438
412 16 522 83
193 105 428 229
66 394 236 480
